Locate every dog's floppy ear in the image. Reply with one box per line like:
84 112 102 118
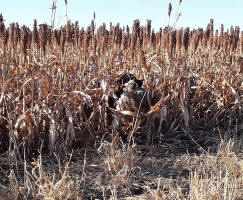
114 84 124 98
136 79 143 88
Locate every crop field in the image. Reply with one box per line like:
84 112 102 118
0 12 243 199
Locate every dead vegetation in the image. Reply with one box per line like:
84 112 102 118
0 11 243 199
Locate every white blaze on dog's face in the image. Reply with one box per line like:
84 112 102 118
120 74 134 85
123 79 139 92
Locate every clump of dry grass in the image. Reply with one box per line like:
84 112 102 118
188 140 243 200
95 136 138 198
6 153 82 200
142 139 243 200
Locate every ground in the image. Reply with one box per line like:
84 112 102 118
0 130 242 200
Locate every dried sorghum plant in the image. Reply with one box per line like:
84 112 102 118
39 23 48 56
0 14 241 154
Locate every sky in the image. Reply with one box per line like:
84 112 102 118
1 0 243 31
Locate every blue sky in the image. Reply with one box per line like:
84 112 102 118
1 0 243 31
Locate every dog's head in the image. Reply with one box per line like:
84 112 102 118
116 73 143 88
114 73 143 98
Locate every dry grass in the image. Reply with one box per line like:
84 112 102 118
7 154 81 199
1 134 242 199
143 139 243 200
0 11 242 199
